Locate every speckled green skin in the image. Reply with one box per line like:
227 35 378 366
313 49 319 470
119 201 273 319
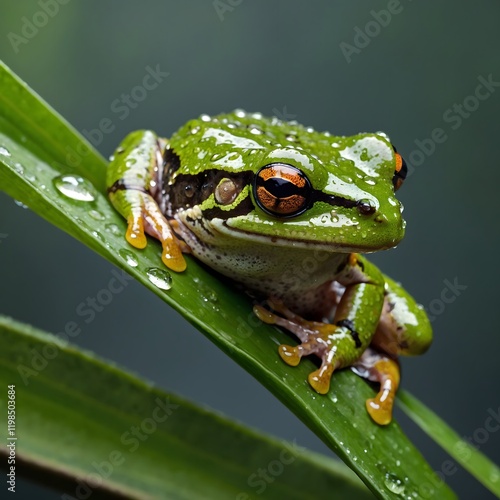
107 111 432 390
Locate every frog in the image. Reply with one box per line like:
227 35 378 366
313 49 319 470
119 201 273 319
107 110 432 425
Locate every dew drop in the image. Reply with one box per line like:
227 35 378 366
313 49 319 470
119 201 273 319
53 175 96 202
200 114 211 122
105 223 122 236
13 163 23 174
384 473 405 495
0 146 11 156
89 209 105 221
249 126 263 135
234 109 246 118
146 267 172 290
91 230 104 242
119 249 138 267
14 200 28 209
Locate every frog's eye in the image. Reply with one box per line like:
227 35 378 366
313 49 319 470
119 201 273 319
254 163 312 217
392 148 408 191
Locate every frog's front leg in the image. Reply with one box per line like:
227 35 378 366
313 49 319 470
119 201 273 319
254 253 385 399
107 130 187 272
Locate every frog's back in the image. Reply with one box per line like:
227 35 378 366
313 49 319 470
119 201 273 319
169 110 350 177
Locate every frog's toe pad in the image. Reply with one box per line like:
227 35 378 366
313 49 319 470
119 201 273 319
366 398 392 426
308 363 334 394
278 345 301 366
126 214 147 249
253 305 278 324
161 239 187 272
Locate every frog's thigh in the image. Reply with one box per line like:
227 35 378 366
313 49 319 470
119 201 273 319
372 275 433 357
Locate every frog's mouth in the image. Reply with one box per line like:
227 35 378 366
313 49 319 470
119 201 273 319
213 219 401 253
174 209 401 254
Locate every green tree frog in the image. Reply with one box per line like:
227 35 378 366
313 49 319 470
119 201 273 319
107 110 432 425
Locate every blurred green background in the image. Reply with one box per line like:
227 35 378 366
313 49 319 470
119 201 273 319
1 1 499 498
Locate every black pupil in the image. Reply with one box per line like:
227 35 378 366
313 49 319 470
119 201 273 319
258 176 301 198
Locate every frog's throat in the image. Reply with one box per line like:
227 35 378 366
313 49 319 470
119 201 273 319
173 212 349 302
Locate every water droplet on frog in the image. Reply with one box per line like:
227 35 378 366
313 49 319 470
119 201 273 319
200 114 211 122
384 473 405 495
323 131 331 137
119 249 138 267
330 211 339 223
285 134 297 142
251 112 263 120
234 109 246 118
306 126 314 132
89 209 105 221
376 131 390 140
331 142 340 148
0 146 11 156
360 148 370 161
227 122 237 129
190 125 201 134
249 126 262 135
211 153 223 162
53 175 96 202
228 152 241 161
146 267 172 290
109 154 115 162
14 199 28 209
105 223 121 236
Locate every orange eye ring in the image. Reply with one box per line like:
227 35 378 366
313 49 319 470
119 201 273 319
392 148 408 191
253 163 312 218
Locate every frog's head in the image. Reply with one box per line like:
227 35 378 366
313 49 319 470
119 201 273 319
169 112 407 255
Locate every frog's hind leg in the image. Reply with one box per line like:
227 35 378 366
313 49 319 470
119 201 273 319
350 274 433 425
351 348 400 426
371 275 433 357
